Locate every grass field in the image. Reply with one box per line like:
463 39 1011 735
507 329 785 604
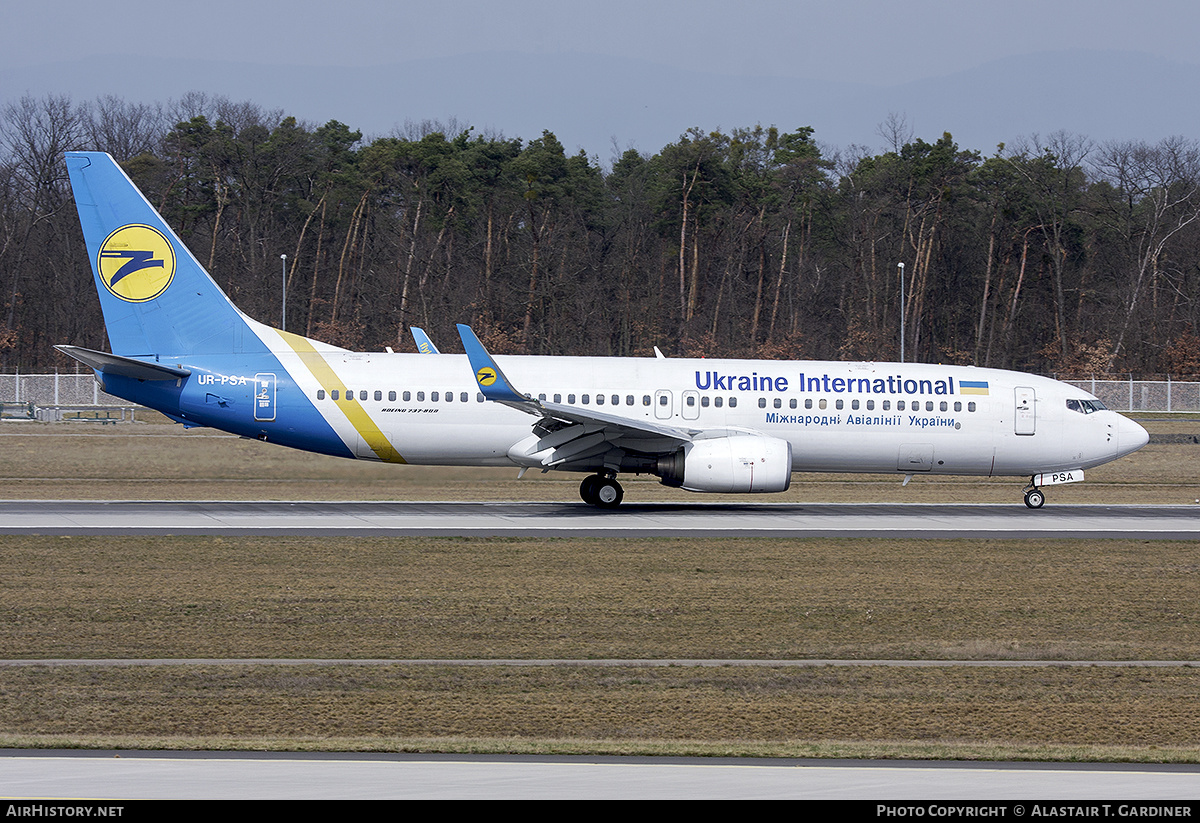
0 417 1197 760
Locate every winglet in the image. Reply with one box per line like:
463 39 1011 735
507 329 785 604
455 324 530 404
410 326 441 354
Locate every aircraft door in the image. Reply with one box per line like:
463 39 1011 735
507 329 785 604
356 429 400 462
654 389 673 420
1014 387 1036 435
681 390 699 420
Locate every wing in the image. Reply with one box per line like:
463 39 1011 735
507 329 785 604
456 324 698 470
409 326 441 354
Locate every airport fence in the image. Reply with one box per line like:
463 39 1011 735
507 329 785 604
1 373 1199 417
1058 378 1200 413
0 372 136 421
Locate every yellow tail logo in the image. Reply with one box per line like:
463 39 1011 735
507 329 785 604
97 224 176 302
475 367 497 386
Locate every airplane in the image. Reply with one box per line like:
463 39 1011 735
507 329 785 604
57 151 1150 509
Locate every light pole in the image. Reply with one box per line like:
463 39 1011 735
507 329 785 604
280 254 287 332
897 262 905 363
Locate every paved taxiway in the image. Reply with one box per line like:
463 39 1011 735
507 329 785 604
1 500 1197 538
5 751 1200 799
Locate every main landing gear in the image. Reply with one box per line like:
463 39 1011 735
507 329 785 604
580 473 624 508
1023 483 1046 509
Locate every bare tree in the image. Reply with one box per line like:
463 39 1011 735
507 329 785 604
876 111 913 154
84 95 167 160
1093 136 1200 367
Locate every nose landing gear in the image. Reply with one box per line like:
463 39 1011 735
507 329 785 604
580 473 624 508
1023 484 1045 509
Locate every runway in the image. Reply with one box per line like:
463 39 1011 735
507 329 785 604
1 500 1197 538
5 751 1200 799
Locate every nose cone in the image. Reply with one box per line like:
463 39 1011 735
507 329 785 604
1116 414 1150 457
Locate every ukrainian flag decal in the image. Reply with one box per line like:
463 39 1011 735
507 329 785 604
475 367 497 387
97 224 176 302
960 380 990 395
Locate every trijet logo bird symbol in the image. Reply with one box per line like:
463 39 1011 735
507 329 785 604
97 224 176 302
101 249 163 285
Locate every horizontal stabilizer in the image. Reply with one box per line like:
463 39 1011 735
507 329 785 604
55 345 191 381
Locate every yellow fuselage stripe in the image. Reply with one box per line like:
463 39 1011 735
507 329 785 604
277 330 406 463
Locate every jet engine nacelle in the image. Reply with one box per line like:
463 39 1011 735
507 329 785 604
658 435 793 493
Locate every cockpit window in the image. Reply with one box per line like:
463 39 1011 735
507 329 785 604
1067 398 1106 414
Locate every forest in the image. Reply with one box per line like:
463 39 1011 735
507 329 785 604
3 92 1200 377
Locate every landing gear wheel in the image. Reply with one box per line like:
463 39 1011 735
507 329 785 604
579 475 600 505
594 477 623 508
1024 488 1045 509
580 474 624 507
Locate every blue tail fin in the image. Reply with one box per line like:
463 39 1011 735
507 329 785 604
66 151 258 358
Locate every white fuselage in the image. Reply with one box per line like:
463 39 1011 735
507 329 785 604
268 346 1145 478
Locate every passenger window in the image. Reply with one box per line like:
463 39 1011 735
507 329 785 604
388 391 396 402
686 396 695 407
851 399 859 410
883 400 890 411
940 401 947 412
866 400 874 411
642 395 651 406
626 395 634 406
613 395 620 406
968 402 976 412
582 394 590 404
897 401 905 411
805 399 812 409
729 397 737 408
758 397 766 408
461 393 469 403
789 398 797 409
360 390 368 401
445 392 453 402
568 394 576 404
819 399 827 409
417 391 425 401
953 401 961 412
774 398 782 409
596 394 605 405
317 389 326 400
538 393 546 401
403 391 411 401
431 391 439 402
554 394 562 403
701 396 710 407
714 397 723 408
374 390 382 401
835 399 843 410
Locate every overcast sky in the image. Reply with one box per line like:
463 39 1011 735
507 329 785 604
6 0 1199 85
5 0 1200 158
